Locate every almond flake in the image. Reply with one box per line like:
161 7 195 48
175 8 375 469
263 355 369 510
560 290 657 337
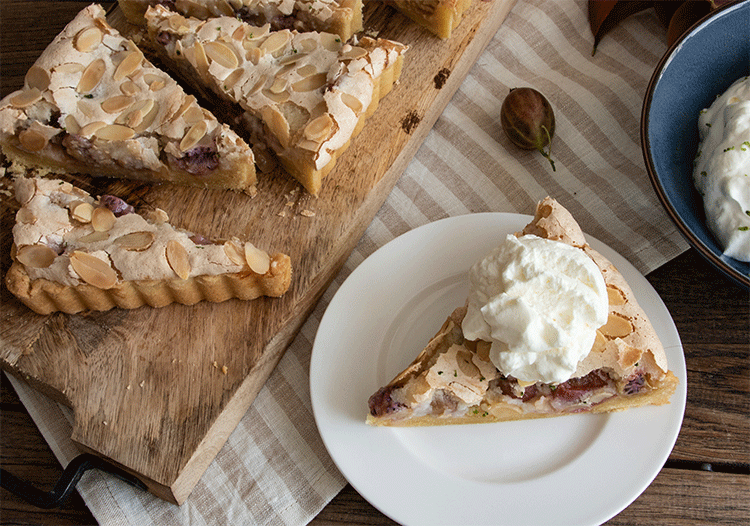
18 129 48 152
78 231 110 243
261 106 290 148
91 206 116 231
94 124 136 141
64 114 81 134
101 95 135 113
303 113 334 141
10 88 42 109
70 201 94 223
260 31 290 56
120 80 140 96
223 239 246 266
113 50 144 82
16 244 56 268
25 66 51 91
244 242 270 274
78 121 106 137
292 72 327 92
115 231 155 251
69 251 118 289
166 240 191 279
204 41 239 69
16 207 36 225
77 58 106 93
341 92 363 114
601 313 634 338
74 26 103 53
179 120 207 151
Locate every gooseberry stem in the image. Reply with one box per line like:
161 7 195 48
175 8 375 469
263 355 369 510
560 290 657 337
539 125 556 172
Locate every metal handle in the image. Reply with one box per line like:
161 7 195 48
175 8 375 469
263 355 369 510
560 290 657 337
0 453 147 509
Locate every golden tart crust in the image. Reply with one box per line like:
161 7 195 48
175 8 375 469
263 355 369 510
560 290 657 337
0 4 256 192
6 176 292 315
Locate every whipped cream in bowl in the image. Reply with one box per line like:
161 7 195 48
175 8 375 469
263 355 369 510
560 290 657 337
461 234 609 385
693 75 750 263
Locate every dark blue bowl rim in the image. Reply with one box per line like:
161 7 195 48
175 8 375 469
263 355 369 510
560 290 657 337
641 0 750 289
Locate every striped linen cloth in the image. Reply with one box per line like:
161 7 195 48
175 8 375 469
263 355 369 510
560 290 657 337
9 0 688 524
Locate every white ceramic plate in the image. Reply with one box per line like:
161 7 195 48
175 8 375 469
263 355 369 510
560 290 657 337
310 213 687 526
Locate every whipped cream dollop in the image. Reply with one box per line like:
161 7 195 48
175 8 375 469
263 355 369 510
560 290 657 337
461 234 609 385
693 75 750 262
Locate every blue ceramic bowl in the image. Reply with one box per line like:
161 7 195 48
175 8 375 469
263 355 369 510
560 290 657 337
642 0 750 288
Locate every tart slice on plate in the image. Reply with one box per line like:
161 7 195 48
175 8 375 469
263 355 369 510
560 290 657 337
144 4 407 195
119 0 364 42
6 176 292 315
0 4 257 192
367 197 678 426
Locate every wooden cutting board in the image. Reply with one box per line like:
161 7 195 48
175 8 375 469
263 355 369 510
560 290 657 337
0 0 517 504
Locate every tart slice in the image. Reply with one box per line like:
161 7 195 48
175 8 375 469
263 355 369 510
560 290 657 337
119 0 364 42
0 4 256 192
144 4 407 195
383 0 473 39
6 176 292 315
367 198 678 426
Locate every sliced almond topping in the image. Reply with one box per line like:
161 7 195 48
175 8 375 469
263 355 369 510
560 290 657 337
320 33 342 52
76 58 106 93
204 41 239 69
261 106 290 148
70 201 94 223
150 208 169 223
74 26 103 53
600 313 633 339
166 240 191 279
91 206 116 232
298 139 320 151
193 40 210 77
25 66 50 91
592 330 607 353
78 121 106 137
113 50 144 82
245 46 263 65
340 46 367 60
214 0 234 16
16 244 56 269
297 64 318 78
179 120 207 151
303 113 334 141
260 31 290 56
94 124 135 141
232 25 247 41
299 38 318 53
244 242 270 274
133 101 159 133
246 77 266 96
341 92 363 113
9 88 42 109
223 240 246 266
115 231 155 251
16 207 36 225
278 51 306 66
171 95 196 122
18 128 48 152
269 76 288 94
120 80 140 96
64 114 81 134
70 251 118 289
78 231 110 243
606 285 626 306
183 105 205 125
222 68 245 91
54 62 85 75
101 95 135 114
292 72 327 92
262 88 290 104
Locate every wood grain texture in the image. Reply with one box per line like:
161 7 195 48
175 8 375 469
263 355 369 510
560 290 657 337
3 250 748 525
0 0 518 505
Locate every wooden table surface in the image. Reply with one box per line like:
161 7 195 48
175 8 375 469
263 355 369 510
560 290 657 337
1 1 748 525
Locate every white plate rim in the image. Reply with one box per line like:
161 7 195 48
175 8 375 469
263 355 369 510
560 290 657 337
310 212 687 526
